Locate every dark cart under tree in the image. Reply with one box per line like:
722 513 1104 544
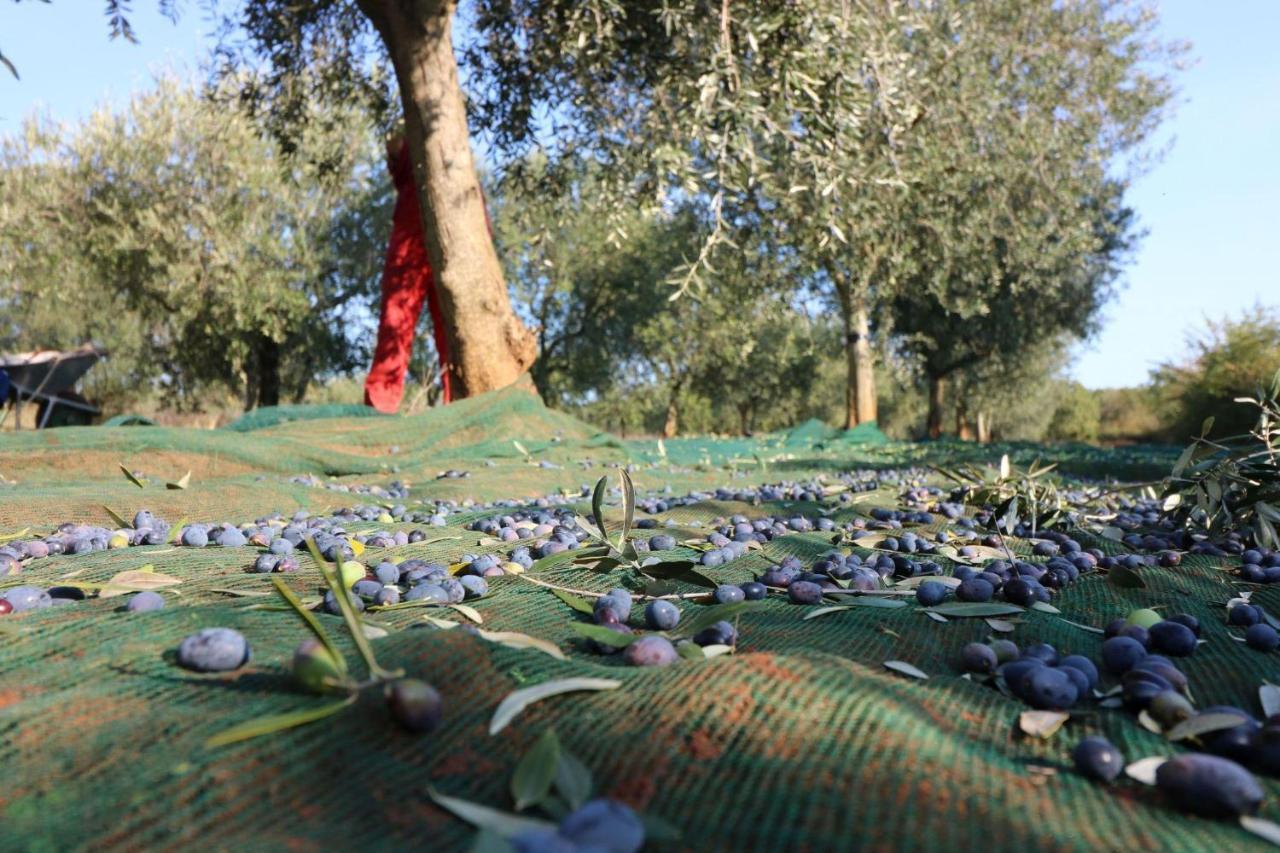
0 344 105 429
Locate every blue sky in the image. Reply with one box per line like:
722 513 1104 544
2 1 1277 390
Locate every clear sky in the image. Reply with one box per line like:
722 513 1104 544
2 2 1277 390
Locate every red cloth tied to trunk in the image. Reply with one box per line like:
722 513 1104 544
363 140 455 412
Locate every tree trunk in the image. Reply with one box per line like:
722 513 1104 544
256 337 281 409
976 410 991 443
836 281 877 428
738 403 751 436
927 374 946 439
663 391 680 439
955 395 974 441
358 0 537 398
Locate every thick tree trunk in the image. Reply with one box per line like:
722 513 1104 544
662 392 680 439
257 337 281 409
927 374 946 439
358 0 537 398
837 282 877 428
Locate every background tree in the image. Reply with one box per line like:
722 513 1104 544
1152 305 1280 441
0 76 388 411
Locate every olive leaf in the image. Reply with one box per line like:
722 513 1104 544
475 630 567 661
511 729 561 811
620 468 636 545
427 787 557 838
677 642 705 661
569 622 639 648
103 506 131 529
641 560 717 590
1108 565 1146 589
590 475 609 540
549 588 594 615
489 677 621 735
883 660 929 679
1123 757 1166 786
119 463 145 488
164 517 189 545
1018 710 1069 739
98 568 180 598
1260 683 1280 718
1030 601 1061 614
165 470 191 490
554 748 593 812
205 694 356 748
1165 712 1249 742
303 537 398 682
1240 816 1280 848
925 602 1025 618
449 604 483 624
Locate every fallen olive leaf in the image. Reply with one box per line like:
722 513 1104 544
476 630 566 661
489 677 621 735
677 642 705 661
102 506 131 529
553 748 593 812
448 604 483 624
1240 816 1280 848
1109 565 1146 589
548 588 594 615
569 622 638 648
206 694 356 748
119 464 145 488
427 787 556 838
511 729 560 811
1019 710 1069 739
1165 712 1249 742
99 568 180 598
883 660 928 680
926 602 1025 618
1124 757 1166 786
1261 683 1280 718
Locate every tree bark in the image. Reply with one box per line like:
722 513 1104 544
927 374 947 439
256 337 281 409
358 0 537 398
976 410 991 443
836 282 878 429
663 389 680 439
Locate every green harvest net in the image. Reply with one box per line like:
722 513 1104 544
0 384 1275 850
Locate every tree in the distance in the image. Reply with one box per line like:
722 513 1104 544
0 77 386 411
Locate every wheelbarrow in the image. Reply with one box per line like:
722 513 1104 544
0 344 105 429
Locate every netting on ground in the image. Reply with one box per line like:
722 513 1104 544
1 385 1274 850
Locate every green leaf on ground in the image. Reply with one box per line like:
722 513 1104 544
511 730 560 811
427 788 557 838
489 677 622 735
